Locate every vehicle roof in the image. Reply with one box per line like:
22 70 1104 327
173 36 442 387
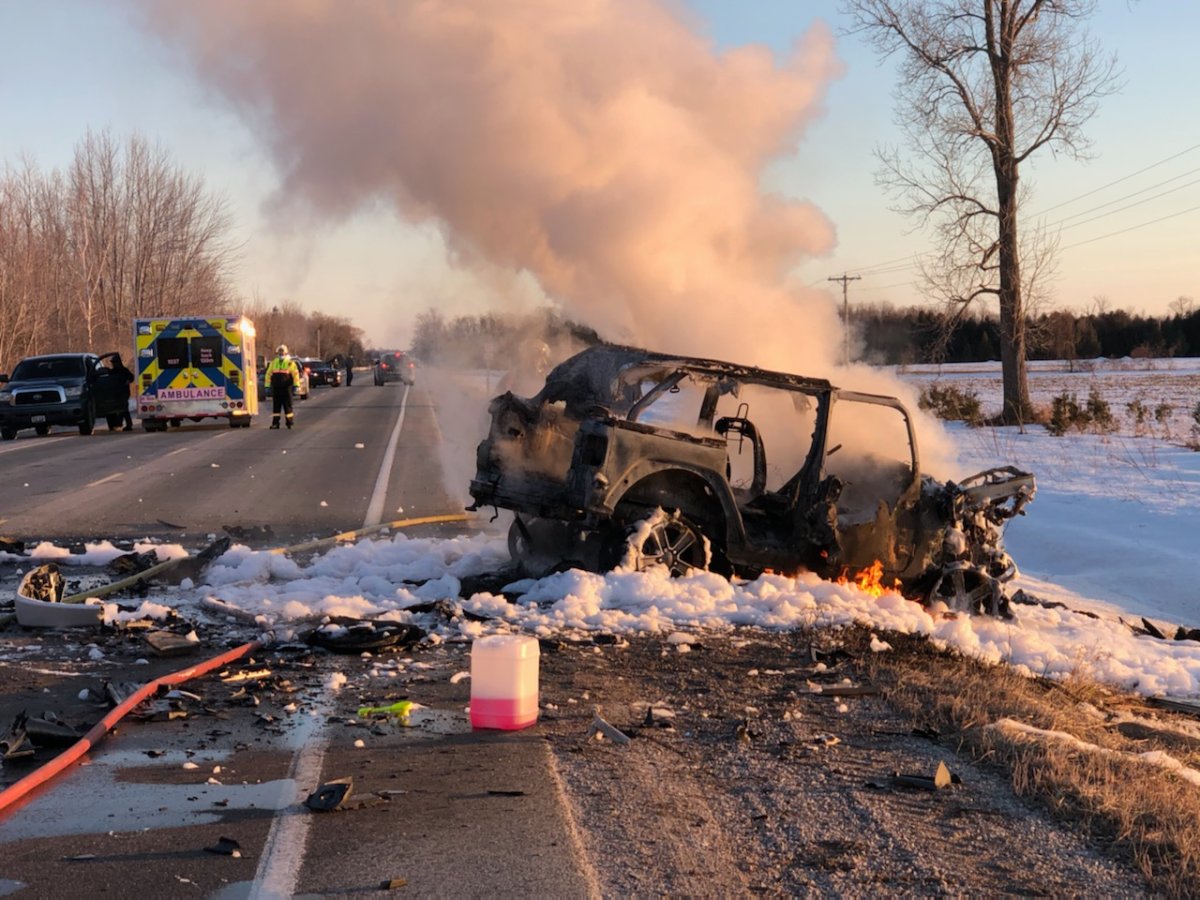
537 343 838 408
16 353 97 362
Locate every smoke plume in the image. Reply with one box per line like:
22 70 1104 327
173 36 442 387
138 0 844 372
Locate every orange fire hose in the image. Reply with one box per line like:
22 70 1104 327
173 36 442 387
0 639 263 815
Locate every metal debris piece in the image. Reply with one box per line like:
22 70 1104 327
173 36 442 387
0 712 36 761
163 536 233 585
486 789 526 797
587 713 631 745
204 836 243 857
104 681 144 707
1175 626 1200 642
228 687 260 707
1141 617 1166 640
305 777 354 812
19 564 63 603
145 630 199 657
306 618 426 653
25 714 82 746
1148 697 1200 718
379 878 408 890
813 684 878 698
222 524 275 542
0 537 26 554
889 761 957 791
108 550 158 576
221 668 272 684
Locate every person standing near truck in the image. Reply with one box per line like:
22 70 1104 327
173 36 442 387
108 353 135 431
263 345 302 429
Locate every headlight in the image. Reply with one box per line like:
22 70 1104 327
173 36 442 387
0 390 11 404
64 385 83 399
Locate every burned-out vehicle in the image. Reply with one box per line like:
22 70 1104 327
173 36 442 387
468 345 1034 615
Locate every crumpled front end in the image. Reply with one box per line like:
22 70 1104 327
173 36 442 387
919 466 1036 616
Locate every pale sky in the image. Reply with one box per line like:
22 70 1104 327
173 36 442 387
1 1 1195 349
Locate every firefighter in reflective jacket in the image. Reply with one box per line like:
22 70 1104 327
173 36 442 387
264 345 302 429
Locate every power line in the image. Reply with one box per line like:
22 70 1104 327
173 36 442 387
827 142 1200 278
1032 141 1200 216
1060 202 1200 251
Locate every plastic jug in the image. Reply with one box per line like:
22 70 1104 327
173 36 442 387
470 634 540 730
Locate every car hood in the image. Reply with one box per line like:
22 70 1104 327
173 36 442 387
5 376 85 390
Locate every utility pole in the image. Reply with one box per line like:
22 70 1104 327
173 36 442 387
828 274 860 366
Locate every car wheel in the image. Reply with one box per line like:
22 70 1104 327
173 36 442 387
618 509 710 577
78 402 96 436
1 427 17 441
34 423 51 436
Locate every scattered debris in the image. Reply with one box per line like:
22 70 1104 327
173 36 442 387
204 836 243 858
25 714 82 746
357 700 413 720
306 618 426 654
0 537 26 554
379 878 408 890
1141 617 1166 640
813 684 878 698
1148 697 1200 718
306 777 354 812
222 524 275 543
164 536 232 585
0 713 36 761
889 761 958 791
107 550 158 576
16 564 103 627
587 713 631 745
144 630 199 657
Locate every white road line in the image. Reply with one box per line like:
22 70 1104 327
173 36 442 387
85 472 123 488
362 384 410 528
249 708 332 900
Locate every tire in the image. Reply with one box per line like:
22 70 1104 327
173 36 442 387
34 423 51 436
78 402 96 436
616 509 711 577
1 427 17 441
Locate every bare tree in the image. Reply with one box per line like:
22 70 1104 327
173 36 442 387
843 0 1119 423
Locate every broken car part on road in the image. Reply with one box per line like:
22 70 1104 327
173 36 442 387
468 344 1035 615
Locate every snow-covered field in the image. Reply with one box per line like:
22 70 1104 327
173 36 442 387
11 359 1200 698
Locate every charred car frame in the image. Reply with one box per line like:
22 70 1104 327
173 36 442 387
468 345 1034 615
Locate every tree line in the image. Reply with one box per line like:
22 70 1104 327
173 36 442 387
852 301 1200 366
0 129 364 371
0 130 235 368
411 308 600 369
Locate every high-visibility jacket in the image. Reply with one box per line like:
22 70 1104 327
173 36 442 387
264 355 301 388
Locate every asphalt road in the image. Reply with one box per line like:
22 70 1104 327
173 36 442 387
0 378 459 544
0 377 598 899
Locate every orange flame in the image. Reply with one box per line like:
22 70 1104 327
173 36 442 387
837 560 901 598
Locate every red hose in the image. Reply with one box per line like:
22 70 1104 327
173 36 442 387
0 639 263 814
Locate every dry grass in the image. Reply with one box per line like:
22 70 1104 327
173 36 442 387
855 629 1200 897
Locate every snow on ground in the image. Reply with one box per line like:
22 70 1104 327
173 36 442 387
0 541 189 566
9 359 1199 697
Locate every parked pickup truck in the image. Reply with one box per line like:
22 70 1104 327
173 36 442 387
0 353 131 439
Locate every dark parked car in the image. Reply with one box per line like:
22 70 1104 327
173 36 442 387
0 353 132 439
374 351 415 386
301 358 342 387
468 344 1035 615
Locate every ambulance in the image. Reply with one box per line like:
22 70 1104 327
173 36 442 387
134 316 258 430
